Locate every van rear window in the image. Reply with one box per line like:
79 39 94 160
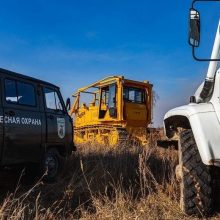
5 79 36 106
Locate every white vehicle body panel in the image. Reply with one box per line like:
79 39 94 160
164 70 220 166
164 20 220 167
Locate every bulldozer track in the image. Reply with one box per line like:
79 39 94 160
74 125 130 146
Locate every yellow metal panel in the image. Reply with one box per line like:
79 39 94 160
124 102 148 127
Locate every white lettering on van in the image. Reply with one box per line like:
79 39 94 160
0 116 41 126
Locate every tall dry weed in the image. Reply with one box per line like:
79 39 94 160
0 139 218 219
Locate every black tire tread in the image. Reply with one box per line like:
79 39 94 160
180 129 212 216
42 148 64 183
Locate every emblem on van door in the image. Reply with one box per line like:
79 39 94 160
57 118 65 139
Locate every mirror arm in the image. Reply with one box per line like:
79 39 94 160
192 0 220 8
192 46 220 61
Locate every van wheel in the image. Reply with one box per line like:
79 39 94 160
42 148 63 183
178 129 212 216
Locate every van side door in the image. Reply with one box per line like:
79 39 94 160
2 77 42 165
43 87 72 148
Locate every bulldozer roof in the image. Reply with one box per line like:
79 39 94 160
73 75 152 97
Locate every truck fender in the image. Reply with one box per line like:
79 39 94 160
164 104 220 166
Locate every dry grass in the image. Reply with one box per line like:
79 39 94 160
0 142 219 219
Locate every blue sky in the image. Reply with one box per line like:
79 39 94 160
0 0 219 125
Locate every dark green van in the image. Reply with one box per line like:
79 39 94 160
0 68 74 182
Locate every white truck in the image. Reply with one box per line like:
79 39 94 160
163 2 220 216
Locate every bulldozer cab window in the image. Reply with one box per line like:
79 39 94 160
99 87 109 118
108 84 117 118
100 87 109 107
108 84 116 108
123 87 145 104
99 84 117 118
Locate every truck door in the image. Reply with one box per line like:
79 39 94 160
43 87 71 146
2 78 42 165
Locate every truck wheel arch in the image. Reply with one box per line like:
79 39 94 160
164 111 220 166
164 115 191 139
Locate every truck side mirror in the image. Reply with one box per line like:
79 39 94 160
66 98 71 111
189 8 200 47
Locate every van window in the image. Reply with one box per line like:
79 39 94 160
5 79 36 106
17 82 36 106
5 79 18 103
44 88 63 111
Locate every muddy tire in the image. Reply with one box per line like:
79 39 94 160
41 148 64 183
178 129 212 216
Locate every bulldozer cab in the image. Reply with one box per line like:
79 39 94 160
99 82 151 123
70 76 153 126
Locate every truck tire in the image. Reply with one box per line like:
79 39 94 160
178 129 212 216
41 148 64 183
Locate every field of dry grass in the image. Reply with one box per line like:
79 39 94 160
0 140 220 219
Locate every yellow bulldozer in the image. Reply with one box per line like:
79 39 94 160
70 76 153 147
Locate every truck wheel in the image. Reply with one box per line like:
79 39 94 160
42 148 63 183
178 129 212 216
